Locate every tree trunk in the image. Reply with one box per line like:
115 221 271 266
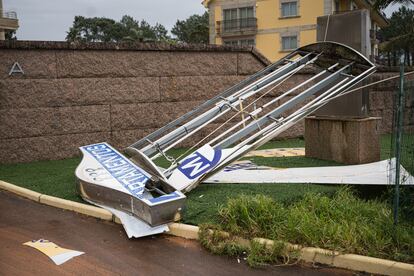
393 51 397 66
388 51 391 67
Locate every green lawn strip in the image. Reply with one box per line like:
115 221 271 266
381 133 392 160
400 133 414 174
380 133 414 164
0 157 83 202
201 188 414 264
0 135 399 226
182 183 339 225
256 137 305 149
2 136 412 265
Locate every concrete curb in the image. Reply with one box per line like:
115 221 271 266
167 223 200 240
1 180 413 275
0 180 113 221
0 180 42 202
253 238 414 276
39 194 113 221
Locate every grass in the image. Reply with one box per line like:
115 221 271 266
201 188 414 264
257 137 305 150
401 133 414 174
0 135 400 224
1 135 413 265
0 138 343 224
381 133 393 161
199 224 298 268
381 133 414 220
0 157 83 202
183 183 339 225
198 224 247 257
246 240 298 267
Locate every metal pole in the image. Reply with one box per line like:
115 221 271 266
128 51 304 151
393 55 405 225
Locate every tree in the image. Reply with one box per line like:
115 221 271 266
66 16 120 42
66 15 170 42
378 6 414 65
374 0 414 10
118 16 169 42
171 12 209 44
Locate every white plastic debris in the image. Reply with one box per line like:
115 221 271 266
23 239 84 265
205 159 414 185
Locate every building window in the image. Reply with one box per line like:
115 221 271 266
224 39 255 46
223 7 254 20
223 9 237 22
223 7 255 31
239 7 254 27
223 8 238 30
224 40 239 46
281 35 297 50
240 39 255 46
281 1 298 17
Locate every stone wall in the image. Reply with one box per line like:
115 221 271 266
0 41 268 163
368 69 414 135
0 41 410 164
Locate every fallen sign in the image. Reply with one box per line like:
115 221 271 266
204 159 414 185
76 42 376 237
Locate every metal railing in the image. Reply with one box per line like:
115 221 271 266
1 11 17 19
389 61 414 224
217 18 257 35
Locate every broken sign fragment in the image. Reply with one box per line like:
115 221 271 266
23 239 84 265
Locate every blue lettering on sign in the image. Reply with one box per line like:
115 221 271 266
148 192 182 204
178 148 222 180
224 162 257 172
83 143 150 198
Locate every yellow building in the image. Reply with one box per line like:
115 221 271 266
0 0 19 40
202 0 388 62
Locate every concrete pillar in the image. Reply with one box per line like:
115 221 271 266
305 116 381 164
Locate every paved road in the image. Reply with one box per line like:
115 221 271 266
0 190 353 275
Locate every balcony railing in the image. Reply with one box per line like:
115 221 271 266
216 18 257 37
1 11 17 19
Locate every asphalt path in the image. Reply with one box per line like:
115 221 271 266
0 190 354 275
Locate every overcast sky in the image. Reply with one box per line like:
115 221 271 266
2 0 409 41
4 0 206 41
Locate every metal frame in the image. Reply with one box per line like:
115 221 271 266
126 42 376 193
76 42 376 227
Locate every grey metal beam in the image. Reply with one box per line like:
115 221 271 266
140 53 314 158
206 63 338 147
127 50 309 152
215 63 352 149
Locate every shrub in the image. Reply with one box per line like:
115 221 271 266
210 188 414 263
